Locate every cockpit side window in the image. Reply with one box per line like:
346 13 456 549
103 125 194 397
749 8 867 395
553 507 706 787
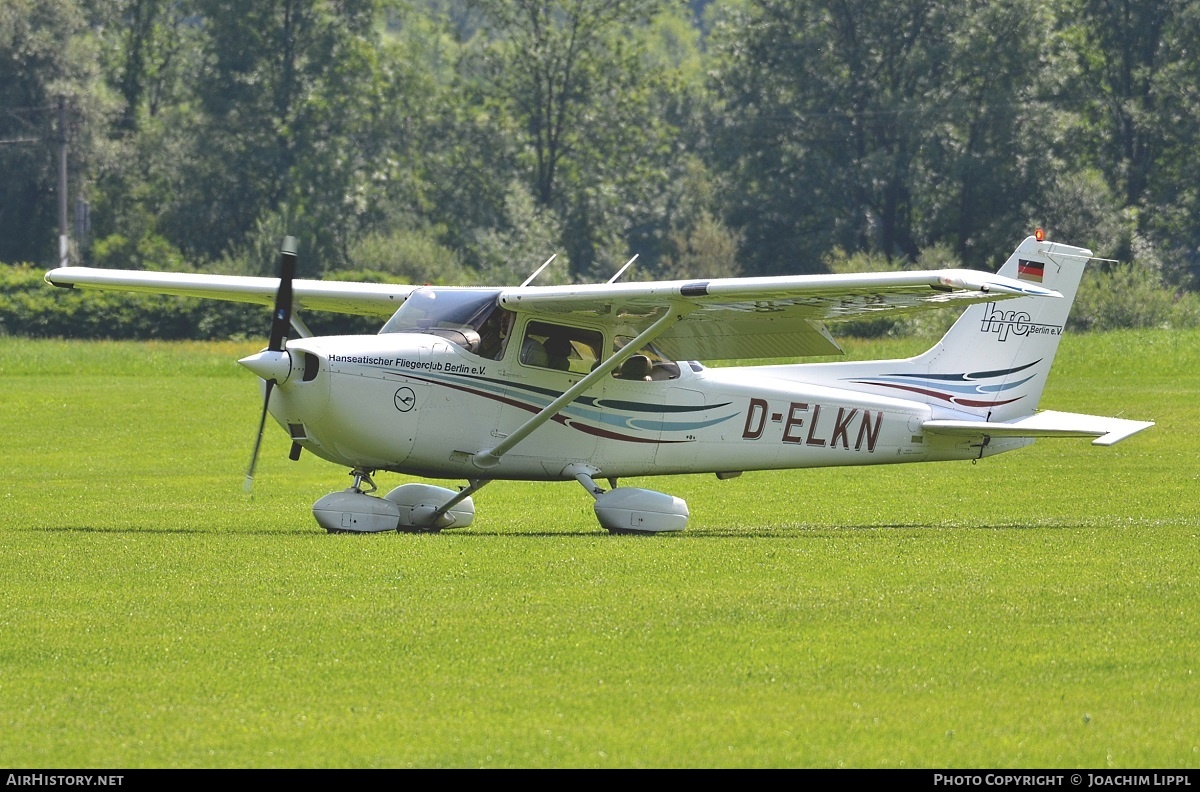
519 320 602 374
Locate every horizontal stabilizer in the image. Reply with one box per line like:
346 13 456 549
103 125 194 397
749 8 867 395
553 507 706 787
923 410 1155 447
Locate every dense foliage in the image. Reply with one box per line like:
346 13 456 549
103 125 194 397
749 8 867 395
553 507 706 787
2 0 1197 337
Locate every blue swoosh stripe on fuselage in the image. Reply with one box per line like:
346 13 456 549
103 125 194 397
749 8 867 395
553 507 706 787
386 368 734 433
629 413 741 432
858 373 1035 395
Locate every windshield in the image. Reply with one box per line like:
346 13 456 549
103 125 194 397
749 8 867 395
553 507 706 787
378 288 506 354
379 288 502 336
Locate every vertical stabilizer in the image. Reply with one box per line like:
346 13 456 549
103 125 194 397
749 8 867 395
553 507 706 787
908 236 1091 421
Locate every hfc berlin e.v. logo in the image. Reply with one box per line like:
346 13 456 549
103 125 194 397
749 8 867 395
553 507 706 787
980 304 1063 341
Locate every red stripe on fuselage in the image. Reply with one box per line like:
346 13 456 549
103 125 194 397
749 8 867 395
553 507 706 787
851 380 1021 408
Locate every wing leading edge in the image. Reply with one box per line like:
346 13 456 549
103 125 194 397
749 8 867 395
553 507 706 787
45 267 415 317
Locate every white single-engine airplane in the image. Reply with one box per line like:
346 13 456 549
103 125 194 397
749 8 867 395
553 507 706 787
45 233 1153 534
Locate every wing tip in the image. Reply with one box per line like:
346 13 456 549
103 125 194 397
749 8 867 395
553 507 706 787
1090 420 1155 446
44 269 75 289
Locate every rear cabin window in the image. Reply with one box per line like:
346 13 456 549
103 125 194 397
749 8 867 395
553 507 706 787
612 338 681 381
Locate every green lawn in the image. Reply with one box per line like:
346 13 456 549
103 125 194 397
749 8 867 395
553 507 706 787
0 331 1196 768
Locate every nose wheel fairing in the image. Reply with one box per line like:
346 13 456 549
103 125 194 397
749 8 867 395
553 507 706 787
311 471 478 534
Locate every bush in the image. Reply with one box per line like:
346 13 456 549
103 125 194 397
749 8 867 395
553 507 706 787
346 228 472 285
0 264 381 340
824 245 965 340
91 232 188 272
824 245 1200 339
6 248 1199 340
1 264 257 339
1071 262 1200 331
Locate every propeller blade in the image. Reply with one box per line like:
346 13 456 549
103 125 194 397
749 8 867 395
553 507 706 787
267 236 298 352
245 236 298 493
244 379 275 493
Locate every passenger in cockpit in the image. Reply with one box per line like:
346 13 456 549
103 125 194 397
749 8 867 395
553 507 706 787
544 335 573 371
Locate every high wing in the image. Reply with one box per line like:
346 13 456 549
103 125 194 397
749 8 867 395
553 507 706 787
44 267 415 317
46 265 1057 360
499 269 1060 360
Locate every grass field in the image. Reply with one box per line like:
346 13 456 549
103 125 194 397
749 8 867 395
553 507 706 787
1 331 1197 768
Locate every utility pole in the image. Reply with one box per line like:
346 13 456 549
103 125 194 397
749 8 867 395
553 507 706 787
58 97 69 268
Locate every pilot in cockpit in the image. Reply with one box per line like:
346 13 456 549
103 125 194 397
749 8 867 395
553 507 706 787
477 308 515 360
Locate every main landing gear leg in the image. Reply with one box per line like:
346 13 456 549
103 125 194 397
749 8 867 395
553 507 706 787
564 464 689 535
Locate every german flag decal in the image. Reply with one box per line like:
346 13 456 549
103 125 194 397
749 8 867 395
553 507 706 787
1017 259 1044 282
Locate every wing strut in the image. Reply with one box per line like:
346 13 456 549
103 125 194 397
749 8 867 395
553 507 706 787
471 304 694 469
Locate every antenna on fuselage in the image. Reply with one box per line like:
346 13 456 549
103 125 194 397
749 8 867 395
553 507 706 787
607 254 638 284
520 254 557 287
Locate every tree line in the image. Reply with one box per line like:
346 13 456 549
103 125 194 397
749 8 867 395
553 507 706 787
2 0 1197 320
